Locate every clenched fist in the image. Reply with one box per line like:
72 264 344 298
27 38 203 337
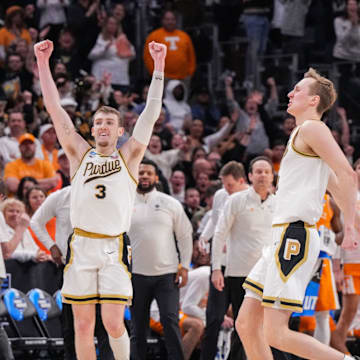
148 41 167 70
34 40 54 62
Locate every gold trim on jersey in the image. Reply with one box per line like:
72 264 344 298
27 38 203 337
275 224 310 282
272 222 316 229
291 127 319 158
74 228 122 239
70 147 92 182
118 149 138 185
118 234 132 279
64 233 76 273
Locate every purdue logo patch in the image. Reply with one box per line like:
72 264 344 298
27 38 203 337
276 223 309 282
284 239 300 260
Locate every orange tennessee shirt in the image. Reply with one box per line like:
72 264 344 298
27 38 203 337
4 158 55 181
144 28 196 79
0 27 31 49
316 194 334 230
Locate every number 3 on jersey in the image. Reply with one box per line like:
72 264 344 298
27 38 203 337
95 185 106 199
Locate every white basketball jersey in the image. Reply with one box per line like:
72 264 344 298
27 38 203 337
70 148 137 236
273 126 330 226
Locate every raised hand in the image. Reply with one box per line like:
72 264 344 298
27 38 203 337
267 77 276 87
224 76 233 87
250 91 264 105
34 40 54 62
17 213 30 229
149 41 167 71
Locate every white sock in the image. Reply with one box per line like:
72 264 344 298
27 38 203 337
109 328 130 360
344 355 353 360
314 311 330 345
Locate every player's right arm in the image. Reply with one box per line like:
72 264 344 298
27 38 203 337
330 197 344 245
300 120 357 249
34 40 90 171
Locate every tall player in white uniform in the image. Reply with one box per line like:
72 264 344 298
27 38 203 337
34 40 166 360
235 68 359 360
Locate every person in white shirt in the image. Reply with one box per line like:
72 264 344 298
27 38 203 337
211 156 275 359
88 15 135 91
200 160 248 360
145 134 182 180
30 186 71 265
0 183 15 360
129 159 193 360
0 198 40 263
30 185 115 360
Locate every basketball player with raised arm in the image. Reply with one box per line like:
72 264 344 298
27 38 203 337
34 39 166 360
235 68 359 360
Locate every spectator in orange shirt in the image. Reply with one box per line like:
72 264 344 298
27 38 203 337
144 10 196 82
0 6 32 62
4 133 58 195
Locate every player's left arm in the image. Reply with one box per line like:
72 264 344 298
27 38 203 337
300 121 357 248
120 41 166 178
330 196 343 245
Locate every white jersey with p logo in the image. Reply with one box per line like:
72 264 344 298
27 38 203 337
70 148 137 236
273 125 330 226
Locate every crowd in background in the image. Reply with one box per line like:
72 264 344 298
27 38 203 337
0 0 359 359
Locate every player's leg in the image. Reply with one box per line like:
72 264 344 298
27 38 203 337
263 307 348 360
236 296 273 360
331 293 360 353
72 304 96 360
181 316 204 360
99 235 133 360
101 303 129 360
95 304 115 360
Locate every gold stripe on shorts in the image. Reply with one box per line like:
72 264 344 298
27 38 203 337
62 293 100 304
64 233 76 273
118 233 132 279
261 296 303 312
243 278 264 297
74 228 123 239
99 294 132 304
272 222 316 229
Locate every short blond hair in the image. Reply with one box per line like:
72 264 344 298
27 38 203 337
304 68 337 115
0 198 25 215
93 106 123 127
